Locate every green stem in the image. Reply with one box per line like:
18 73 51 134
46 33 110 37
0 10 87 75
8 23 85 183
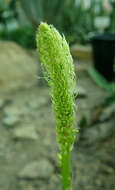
61 146 71 190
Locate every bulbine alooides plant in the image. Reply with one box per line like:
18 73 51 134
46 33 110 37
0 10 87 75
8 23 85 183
36 22 78 190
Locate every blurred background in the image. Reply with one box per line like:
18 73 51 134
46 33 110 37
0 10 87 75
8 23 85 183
0 0 115 190
0 0 115 46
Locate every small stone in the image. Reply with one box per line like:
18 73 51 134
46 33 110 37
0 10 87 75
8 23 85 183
28 97 47 109
13 125 38 140
100 103 115 121
82 119 115 144
2 105 22 127
18 159 54 179
4 106 23 116
3 115 20 127
104 166 114 174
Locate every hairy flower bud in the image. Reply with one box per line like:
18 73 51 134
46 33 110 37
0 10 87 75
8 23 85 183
36 22 77 152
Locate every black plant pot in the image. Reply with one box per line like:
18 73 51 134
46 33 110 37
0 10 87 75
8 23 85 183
91 33 115 81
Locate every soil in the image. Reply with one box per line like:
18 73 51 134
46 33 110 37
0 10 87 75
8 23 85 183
0 52 115 190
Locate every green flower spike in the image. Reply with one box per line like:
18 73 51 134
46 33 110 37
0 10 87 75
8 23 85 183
36 22 78 190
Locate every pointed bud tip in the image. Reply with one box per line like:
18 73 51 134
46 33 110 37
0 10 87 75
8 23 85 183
39 22 50 33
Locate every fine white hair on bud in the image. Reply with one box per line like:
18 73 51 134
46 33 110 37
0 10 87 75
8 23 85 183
36 22 78 152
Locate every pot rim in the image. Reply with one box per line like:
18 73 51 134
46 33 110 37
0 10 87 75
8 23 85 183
91 33 115 42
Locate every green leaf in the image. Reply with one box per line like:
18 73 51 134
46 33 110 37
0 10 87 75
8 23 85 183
88 67 115 92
